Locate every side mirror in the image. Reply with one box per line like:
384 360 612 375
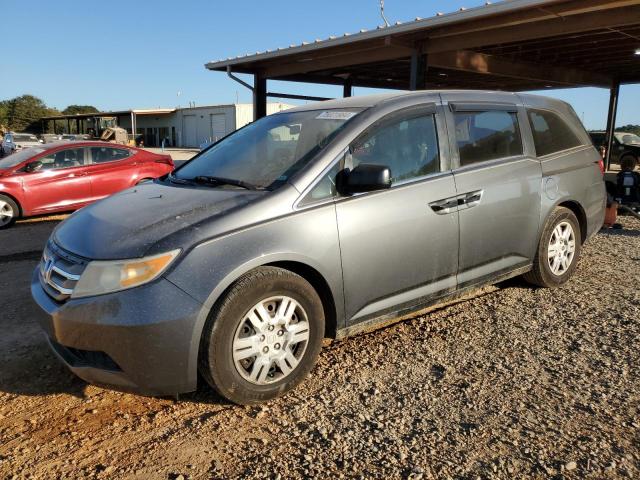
25 161 43 173
338 163 392 195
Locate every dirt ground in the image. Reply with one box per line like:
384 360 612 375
0 214 638 479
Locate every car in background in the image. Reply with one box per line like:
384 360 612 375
40 134 63 143
0 142 173 228
590 130 640 167
61 134 92 141
1 132 43 156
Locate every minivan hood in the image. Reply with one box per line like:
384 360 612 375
53 181 263 259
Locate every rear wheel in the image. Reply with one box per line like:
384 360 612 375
619 154 638 170
199 267 324 405
0 195 19 229
524 207 581 288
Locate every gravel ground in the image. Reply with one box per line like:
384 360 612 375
0 216 638 479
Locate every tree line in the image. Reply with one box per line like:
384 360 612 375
617 125 640 136
0 95 98 134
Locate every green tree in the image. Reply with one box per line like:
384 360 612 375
0 95 59 133
618 124 640 136
62 105 99 115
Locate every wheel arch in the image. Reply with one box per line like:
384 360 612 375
265 260 338 340
556 199 587 243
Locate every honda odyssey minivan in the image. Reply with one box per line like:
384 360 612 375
31 91 605 405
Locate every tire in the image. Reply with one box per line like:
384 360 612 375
619 154 638 170
524 206 581 288
199 266 325 405
0 194 19 229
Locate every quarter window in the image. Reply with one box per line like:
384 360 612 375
90 147 131 164
454 110 523 166
527 109 582 157
300 162 342 206
349 111 440 184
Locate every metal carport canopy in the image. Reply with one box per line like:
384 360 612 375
206 0 640 167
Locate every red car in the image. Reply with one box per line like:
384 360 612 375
0 142 174 229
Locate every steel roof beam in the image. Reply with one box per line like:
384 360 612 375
428 49 614 87
424 4 640 53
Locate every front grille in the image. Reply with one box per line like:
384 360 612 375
39 242 87 302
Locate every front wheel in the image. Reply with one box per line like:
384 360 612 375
524 207 581 288
199 267 325 405
0 194 19 229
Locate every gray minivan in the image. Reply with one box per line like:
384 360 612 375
31 91 605 405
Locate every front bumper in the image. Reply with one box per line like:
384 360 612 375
31 268 204 395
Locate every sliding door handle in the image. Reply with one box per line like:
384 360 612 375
461 190 483 209
429 197 460 215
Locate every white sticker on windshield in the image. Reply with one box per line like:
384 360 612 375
315 111 357 121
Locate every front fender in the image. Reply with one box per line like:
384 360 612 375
164 203 344 379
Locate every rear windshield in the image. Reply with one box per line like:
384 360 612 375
0 148 45 169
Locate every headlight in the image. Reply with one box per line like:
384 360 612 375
71 249 180 299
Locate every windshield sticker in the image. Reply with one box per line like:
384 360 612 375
316 111 357 121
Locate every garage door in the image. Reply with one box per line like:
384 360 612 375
183 115 197 147
210 114 226 142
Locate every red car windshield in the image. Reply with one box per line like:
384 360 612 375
0 148 46 169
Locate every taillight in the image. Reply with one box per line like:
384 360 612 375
598 158 605 176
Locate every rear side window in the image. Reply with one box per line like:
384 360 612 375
90 147 131 164
453 110 523 166
527 109 583 157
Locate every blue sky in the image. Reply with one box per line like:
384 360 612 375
2 0 638 130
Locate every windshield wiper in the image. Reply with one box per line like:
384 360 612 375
168 174 196 185
192 175 262 191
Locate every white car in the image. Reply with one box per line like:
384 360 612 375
1 132 43 156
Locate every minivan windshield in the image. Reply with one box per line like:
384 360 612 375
174 108 362 190
0 147 45 169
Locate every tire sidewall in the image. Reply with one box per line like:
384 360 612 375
0 194 18 229
537 208 581 286
620 154 638 169
205 269 324 405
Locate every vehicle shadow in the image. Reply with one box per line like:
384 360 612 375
0 341 89 399
599 227 640 238
0 339 237 405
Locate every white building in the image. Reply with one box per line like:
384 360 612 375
117 103 292 148
42 102 292 149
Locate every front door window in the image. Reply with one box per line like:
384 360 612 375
39 148 87 170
